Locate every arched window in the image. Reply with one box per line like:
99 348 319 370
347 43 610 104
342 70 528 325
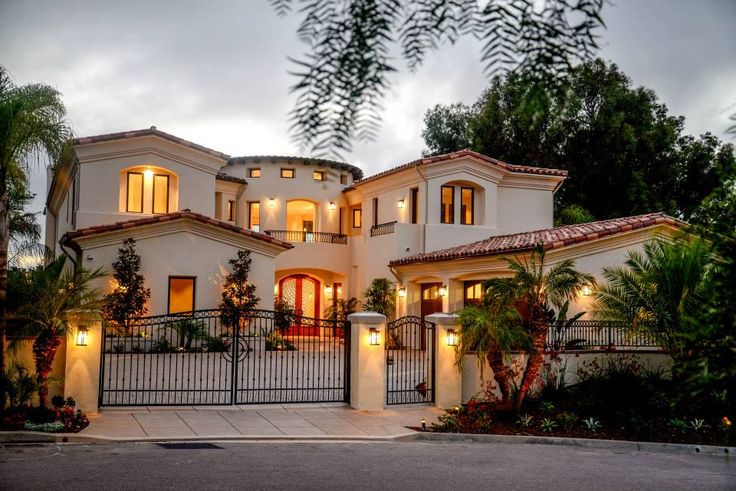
120 166 178 214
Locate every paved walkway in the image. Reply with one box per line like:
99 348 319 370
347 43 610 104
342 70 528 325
80 404 443 441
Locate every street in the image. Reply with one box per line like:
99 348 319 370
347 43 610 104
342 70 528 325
1 440 733 490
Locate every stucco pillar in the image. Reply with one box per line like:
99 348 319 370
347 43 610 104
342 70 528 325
347 312 387 411
426 313 462 409
64 321 102 414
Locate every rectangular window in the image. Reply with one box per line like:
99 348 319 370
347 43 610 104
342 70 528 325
461 187 474 225
126 172 144 213
168 277 195 314
313 170 325 181
227 200 235 221
372 197 378 226
248 201 260 232
410 187 419 224
352 208 362 228
281 168 295 178
340 174 348 185
249 168 261 178
464 281 484 306
441 185 454 224
152 174 169 214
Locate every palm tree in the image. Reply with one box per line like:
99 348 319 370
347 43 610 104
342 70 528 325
361 278 396 319
11 256 105 406
0 66 72 377
324 297 360 322
593 239 712 364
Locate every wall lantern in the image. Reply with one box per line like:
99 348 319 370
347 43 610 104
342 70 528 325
397 198 405 209
76 326 89 347
143 168 154 179
397 287 407 298
329 201 337 211
446 329 458 347
325 284 333 296
581 285 592 297
438 285 448 297
268 197 276 208
368 327 380 346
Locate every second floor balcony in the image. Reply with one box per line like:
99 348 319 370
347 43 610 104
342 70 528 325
265 229 348 245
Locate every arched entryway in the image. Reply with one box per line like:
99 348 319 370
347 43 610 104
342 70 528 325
279 274 320 335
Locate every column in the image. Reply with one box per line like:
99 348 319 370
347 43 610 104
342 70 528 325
347 312 387 411
426 312 462 409
64 321 102 414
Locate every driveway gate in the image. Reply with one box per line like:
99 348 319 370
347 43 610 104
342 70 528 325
385 316 435 405
99 309 350 406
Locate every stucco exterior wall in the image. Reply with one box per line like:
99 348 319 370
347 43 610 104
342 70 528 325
497 185 555 234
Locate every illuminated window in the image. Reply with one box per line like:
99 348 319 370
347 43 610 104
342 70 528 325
248 201 260 231
410 187 419 224
281 168 295 178
249 168 261 178
168 277 195 314
461 187 474 225
352 208 362 228
464 281 484 306
340 174 348 185
126 172 144 213
227 200 235 222
313 170 325 181
152 174 169 214
441 185 454 224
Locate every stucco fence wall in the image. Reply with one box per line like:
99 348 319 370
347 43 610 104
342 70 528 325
461 351 673 403
5 337 67 405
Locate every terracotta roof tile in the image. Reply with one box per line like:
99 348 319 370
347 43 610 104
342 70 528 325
216 173 247 185
63 210 293 249
229 155 364 181
389 212 683 266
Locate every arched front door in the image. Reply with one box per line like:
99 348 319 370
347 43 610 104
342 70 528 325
279 274 320 335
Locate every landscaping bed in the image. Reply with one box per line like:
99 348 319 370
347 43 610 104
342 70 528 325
1 396 89 434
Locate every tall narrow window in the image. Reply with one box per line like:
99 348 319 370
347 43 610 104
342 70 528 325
152 174 169 214
339 207 344 235
168 277 195 314
248 201 260 232
410 187 419 224
372 197 378 226
249 168 261 178
441 185 454 224
353 208 362 228
461 187 474 225
227 200 235 222
126 172 144 213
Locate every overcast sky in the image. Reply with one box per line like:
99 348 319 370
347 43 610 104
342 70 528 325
1 0 734 217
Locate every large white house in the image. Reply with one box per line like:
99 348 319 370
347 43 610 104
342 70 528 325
46 126 682 320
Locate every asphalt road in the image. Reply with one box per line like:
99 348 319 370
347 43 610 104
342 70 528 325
1 440 734 490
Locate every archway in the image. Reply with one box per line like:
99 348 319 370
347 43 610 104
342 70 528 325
279 274 320 335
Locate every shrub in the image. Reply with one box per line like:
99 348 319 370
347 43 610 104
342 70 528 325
516 414 534 428
582 417 601 432
540 418 558 433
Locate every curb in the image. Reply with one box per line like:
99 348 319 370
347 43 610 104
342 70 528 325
410 431 735 456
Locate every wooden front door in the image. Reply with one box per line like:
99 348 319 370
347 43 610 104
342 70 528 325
279 274 320 336
421 283 443 319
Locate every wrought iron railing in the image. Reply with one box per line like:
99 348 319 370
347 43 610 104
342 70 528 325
546 320 660 351
264 230 347 244
370 221 397 237
385 316 435 405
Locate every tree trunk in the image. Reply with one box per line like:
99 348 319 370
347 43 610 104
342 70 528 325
33 330 62 407
515 321 549 411
0 179 9 413
486 348 512 405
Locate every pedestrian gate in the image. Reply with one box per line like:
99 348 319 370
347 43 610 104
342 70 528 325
385 316 435 405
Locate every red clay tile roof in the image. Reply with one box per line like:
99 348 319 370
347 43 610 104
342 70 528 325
216 173 247 185
63 210 293 249
73 127 230 160
390 213 683 266
229 155 364 180
355 149 567 187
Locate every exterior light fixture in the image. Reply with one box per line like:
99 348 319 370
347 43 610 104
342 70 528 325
325 284 333 296
581 285 592 297
76 326 89 346
421 418 427 431
446 329 458 347
397 198 405 209
329 201 337 211
368 327 380 346
143 168 154 179
438 285 448 297
397 287 407 298
274 284 279 295
268 198 276 208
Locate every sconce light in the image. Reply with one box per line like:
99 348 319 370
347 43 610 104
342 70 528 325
397 198 405 209
76 326 89 346
438 285 448 297
329 201 337 211
446 328 458 347
325 284 333 296
268 198 276 208
581 285 592 297
143 168 154 179
274 284 279 295
397 287 407 298
368 327 380 346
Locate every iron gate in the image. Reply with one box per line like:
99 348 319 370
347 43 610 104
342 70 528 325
385 316 435 405
99 309 350 406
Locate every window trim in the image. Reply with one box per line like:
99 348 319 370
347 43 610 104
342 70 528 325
313 170 325 181
167 276 196 314
463 280 484 306
126 172 144 213
410 187 419 224
152 174 170 214
248 201 260 231
460 187 474 225
227 200 235 222
280 168 295 178
352 208 362 228
441 185 454 224
249 168 261 178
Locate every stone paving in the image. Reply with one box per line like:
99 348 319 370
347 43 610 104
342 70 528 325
80 404 443 441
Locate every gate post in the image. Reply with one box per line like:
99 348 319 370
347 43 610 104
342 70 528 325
65 321 103 414
425 313 462 409
347 312 386 411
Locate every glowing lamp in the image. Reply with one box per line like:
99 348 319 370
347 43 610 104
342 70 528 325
368 327 380 346
446 328 458 347
397 287 407 298
76 326 89 346
581 285 592 297
397 198 405 209
329 201 337 211
325 285 333 296
268 198 276 208
143 168 154 179
438 285 448 297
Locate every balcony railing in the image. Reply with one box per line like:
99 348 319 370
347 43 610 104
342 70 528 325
264 230 347 244
370 221 397 237
546 320 660 351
